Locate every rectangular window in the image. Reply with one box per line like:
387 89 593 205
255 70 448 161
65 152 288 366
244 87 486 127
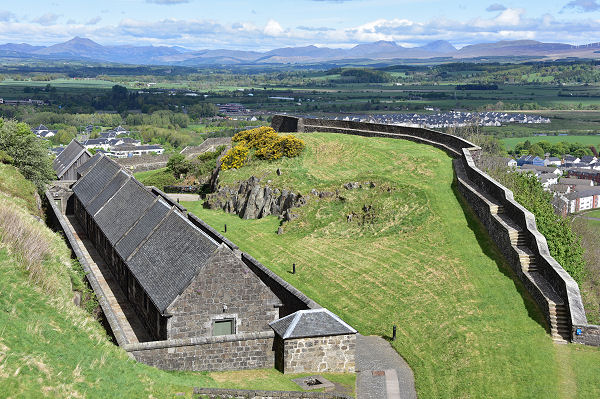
212 319 235 336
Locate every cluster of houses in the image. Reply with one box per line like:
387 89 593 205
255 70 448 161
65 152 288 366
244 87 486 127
332 111 551 128
510 154 600 215
0 98 47 106
49 125 164 159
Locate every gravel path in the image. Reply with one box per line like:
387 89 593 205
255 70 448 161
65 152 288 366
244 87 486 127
355 334 417 399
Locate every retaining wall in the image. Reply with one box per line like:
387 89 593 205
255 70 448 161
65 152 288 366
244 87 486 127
271 115 599 345
193 387 352 399
125 332 275 371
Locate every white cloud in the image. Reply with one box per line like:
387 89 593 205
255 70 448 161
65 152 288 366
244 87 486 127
264 19 285 37
0 10 15 22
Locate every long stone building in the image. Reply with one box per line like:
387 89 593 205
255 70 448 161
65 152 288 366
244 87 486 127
48 145 357 372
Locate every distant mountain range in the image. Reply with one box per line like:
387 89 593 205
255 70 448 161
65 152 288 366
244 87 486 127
1 37 600 66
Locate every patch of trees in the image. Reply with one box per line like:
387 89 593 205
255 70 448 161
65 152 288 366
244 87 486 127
512 140 596 158
0 118 54 191
337 68 391 83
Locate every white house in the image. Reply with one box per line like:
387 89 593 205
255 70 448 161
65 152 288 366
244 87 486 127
109 144 164 158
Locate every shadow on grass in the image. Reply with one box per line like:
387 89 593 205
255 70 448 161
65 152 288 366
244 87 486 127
450 178 549 333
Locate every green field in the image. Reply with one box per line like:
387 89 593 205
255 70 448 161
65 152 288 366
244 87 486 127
501 134 600 150
0 163 354 397
582 209 600 219
183 132 600 398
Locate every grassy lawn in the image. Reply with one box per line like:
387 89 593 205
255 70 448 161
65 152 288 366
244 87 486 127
582 209 600 219
183 132 600 398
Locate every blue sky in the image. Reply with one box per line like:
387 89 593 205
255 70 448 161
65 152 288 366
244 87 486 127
1 0 600 50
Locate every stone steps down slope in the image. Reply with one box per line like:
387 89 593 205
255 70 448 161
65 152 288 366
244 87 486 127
454 160 570 343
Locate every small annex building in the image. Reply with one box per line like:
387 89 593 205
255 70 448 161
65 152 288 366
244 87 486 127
270 309 357 374
52 139 92 181
47 139 357 372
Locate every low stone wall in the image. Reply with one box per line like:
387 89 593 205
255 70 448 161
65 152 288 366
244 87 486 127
276 334 356 374
124 331 275 371
116 153 169 172
193 387 352 399
271 115 599 346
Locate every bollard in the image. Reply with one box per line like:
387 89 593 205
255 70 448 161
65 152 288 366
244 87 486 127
292 263 296 274
224 224 227 233
177 198 180 203
392 325 397 341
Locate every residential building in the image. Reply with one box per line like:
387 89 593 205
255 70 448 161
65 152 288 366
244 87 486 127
109 144 164 158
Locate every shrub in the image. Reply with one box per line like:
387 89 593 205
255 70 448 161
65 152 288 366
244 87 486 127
231 126 305 164
221 144 249 170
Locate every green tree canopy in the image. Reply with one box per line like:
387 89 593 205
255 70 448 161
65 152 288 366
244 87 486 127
0 118 55 191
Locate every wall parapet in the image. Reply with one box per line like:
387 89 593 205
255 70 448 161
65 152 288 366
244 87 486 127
271 115 596 345
122 330 274 352
45 190 130 347
193 387 352 399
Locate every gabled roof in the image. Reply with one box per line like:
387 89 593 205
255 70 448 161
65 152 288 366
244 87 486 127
126 210 220 313
76 152 102 178
93 178 156 245
52 139 89 178
269 308 357 339
72 155 122 206
86 170 130 216
114 198 171 260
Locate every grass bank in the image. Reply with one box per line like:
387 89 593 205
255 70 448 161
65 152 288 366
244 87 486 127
184 132 600 398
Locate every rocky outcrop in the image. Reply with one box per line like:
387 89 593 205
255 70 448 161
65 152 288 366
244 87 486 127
205 176 306 220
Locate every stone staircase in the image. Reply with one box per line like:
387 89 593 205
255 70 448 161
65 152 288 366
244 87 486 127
454 160 571 343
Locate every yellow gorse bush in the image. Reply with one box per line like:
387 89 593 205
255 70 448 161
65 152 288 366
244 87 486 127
220 144 249 170
222 126 305 169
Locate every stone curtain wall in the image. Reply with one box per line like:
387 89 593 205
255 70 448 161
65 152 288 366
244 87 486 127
271 115 599 346
277 334 356 374
125 332 275 371
193 387 352 399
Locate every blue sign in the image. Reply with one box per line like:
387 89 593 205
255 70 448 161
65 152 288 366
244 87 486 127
576 328 582 336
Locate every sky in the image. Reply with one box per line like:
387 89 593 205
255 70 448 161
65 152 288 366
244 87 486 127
1 0 600 50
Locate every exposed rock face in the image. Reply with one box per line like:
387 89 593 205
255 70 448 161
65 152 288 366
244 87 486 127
205 176 306 220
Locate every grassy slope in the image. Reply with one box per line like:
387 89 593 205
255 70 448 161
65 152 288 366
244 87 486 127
184 132 600 398
0 164 354 398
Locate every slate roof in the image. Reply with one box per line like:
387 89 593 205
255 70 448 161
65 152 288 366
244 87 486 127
52 139 88 178
126 211 220 312
93 178 156 245
114 198 171 260
76 153 102 178
86 170 129 216
269 308 357 339
560 177 594 186
566 187 600 200
72 155 122 206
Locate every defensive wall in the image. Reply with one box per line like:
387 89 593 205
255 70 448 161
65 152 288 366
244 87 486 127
271 115 600 346
45 183 324 371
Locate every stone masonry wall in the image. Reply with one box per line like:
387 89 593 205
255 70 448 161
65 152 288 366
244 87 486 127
166 245 280 340
279 334 356 374
193 387 352 399
127 332 274 371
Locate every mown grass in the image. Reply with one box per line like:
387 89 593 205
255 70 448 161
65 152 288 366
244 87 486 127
0 163 354 397
582 209 600 219
134 167 177 190
183 132 600 398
